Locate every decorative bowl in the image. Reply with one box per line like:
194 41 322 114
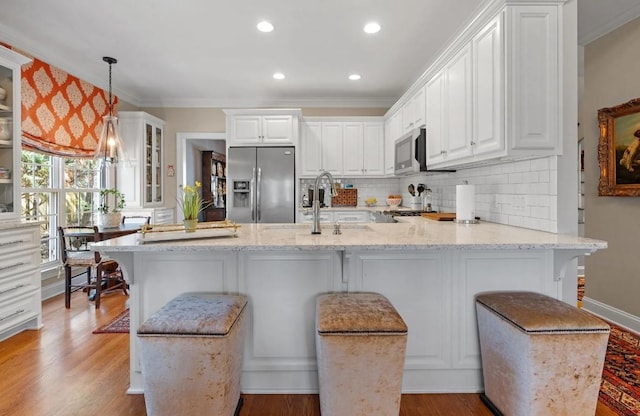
386 197 402 208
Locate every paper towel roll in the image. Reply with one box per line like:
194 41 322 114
456 184 475 221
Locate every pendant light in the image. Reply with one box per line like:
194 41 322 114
95 56 125 165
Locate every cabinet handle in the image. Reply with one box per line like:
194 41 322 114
440 150 446 155
0 240 25 247
0 262 26 272
0 284 26 296
0 308 25 323
470 141 476 146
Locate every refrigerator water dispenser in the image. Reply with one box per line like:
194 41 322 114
232 180 250 208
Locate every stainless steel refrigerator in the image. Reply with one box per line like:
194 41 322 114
227 146 296 223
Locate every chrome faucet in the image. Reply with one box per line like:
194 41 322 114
311 171 338 234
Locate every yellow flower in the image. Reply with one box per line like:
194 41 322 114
179 182 210 220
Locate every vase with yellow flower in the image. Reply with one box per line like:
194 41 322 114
178 181 211 232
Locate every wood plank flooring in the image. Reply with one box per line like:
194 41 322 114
0 291 618 416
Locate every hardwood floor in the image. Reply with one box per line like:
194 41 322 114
0 291 617 416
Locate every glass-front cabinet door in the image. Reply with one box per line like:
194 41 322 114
144 123 162 204
118 111 164 209
0 47 30 220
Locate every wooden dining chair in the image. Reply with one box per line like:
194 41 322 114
58 226 128 309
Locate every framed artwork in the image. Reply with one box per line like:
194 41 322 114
598 98 640 196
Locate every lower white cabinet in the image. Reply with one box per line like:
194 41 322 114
122 207 174 225
116 245 558 393
0 222 42 341
347 249 554 391
298 210 371 224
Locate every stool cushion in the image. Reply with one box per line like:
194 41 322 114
317 292 407 334
138 293 247 336
476 291 609 334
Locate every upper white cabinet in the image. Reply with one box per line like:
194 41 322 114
402 2 562 169
0 47 30 221
402 87 426 134
300 118 384 178
117 111 165 209
384 111 402 175
224 109 301 146
321 122 343 175
342 122 384 176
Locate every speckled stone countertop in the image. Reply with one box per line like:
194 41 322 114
92 217 607 253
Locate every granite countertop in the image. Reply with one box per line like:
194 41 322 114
92 217 608 253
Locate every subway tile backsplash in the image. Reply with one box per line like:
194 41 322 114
300 155 558 232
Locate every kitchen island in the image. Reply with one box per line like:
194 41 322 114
93 218 606 394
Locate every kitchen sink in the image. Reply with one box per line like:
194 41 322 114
260 223 374 233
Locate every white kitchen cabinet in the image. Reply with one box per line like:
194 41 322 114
402 86 426 133
117 112 165 209
301 122 323 176
423 5 560 169
224 109 301 146
0 47 30 221
239 251 342 388
426 44 474 167
425 70 446 165
321 122 343 175
427 18 500 168
347 248 554 391
471 15 504 158
298 209 371 224
444 43 474 162
300 120 342 176
120 207 174 225
0 223 42 341
384 111 402 175
342 122 384 177
300 117 384 178
334 211 370 223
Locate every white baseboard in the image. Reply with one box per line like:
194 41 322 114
582 296 640 334
41 273 92 301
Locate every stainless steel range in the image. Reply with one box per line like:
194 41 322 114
383 210 428 217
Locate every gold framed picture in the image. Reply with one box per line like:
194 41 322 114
598 98 640 196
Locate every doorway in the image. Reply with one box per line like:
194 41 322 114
176 132 226 220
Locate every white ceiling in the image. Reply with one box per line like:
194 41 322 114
0 0 639 109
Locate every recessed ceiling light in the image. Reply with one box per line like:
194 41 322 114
257 21 274 33
363 22 381 34
273 72 285 80
349 74 361 81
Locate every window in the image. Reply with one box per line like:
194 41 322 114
21 151 102 268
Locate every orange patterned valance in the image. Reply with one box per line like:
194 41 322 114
20 57 118 157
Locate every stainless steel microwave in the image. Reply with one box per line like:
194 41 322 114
394 128 427 175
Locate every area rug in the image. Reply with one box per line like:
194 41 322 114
600 323 640 415
92 309 129 334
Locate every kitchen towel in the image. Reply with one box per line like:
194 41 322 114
456 184 475 221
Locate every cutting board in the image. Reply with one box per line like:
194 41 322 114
421 212 456 221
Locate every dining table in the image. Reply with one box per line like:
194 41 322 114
96 223 141 241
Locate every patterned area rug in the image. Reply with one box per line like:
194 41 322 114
92 309 129 334
600 323 640 415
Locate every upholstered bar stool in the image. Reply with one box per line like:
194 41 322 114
137 293 248 416
476 291 610 416
315 292 408 416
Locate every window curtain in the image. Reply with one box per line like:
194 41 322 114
1 44 119 158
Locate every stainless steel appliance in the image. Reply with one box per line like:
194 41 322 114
227 146 296 223
394 127 454 176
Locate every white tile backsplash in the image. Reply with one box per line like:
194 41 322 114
300 156 558 232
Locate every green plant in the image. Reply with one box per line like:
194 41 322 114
179 181 210 220
98 188 125 214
